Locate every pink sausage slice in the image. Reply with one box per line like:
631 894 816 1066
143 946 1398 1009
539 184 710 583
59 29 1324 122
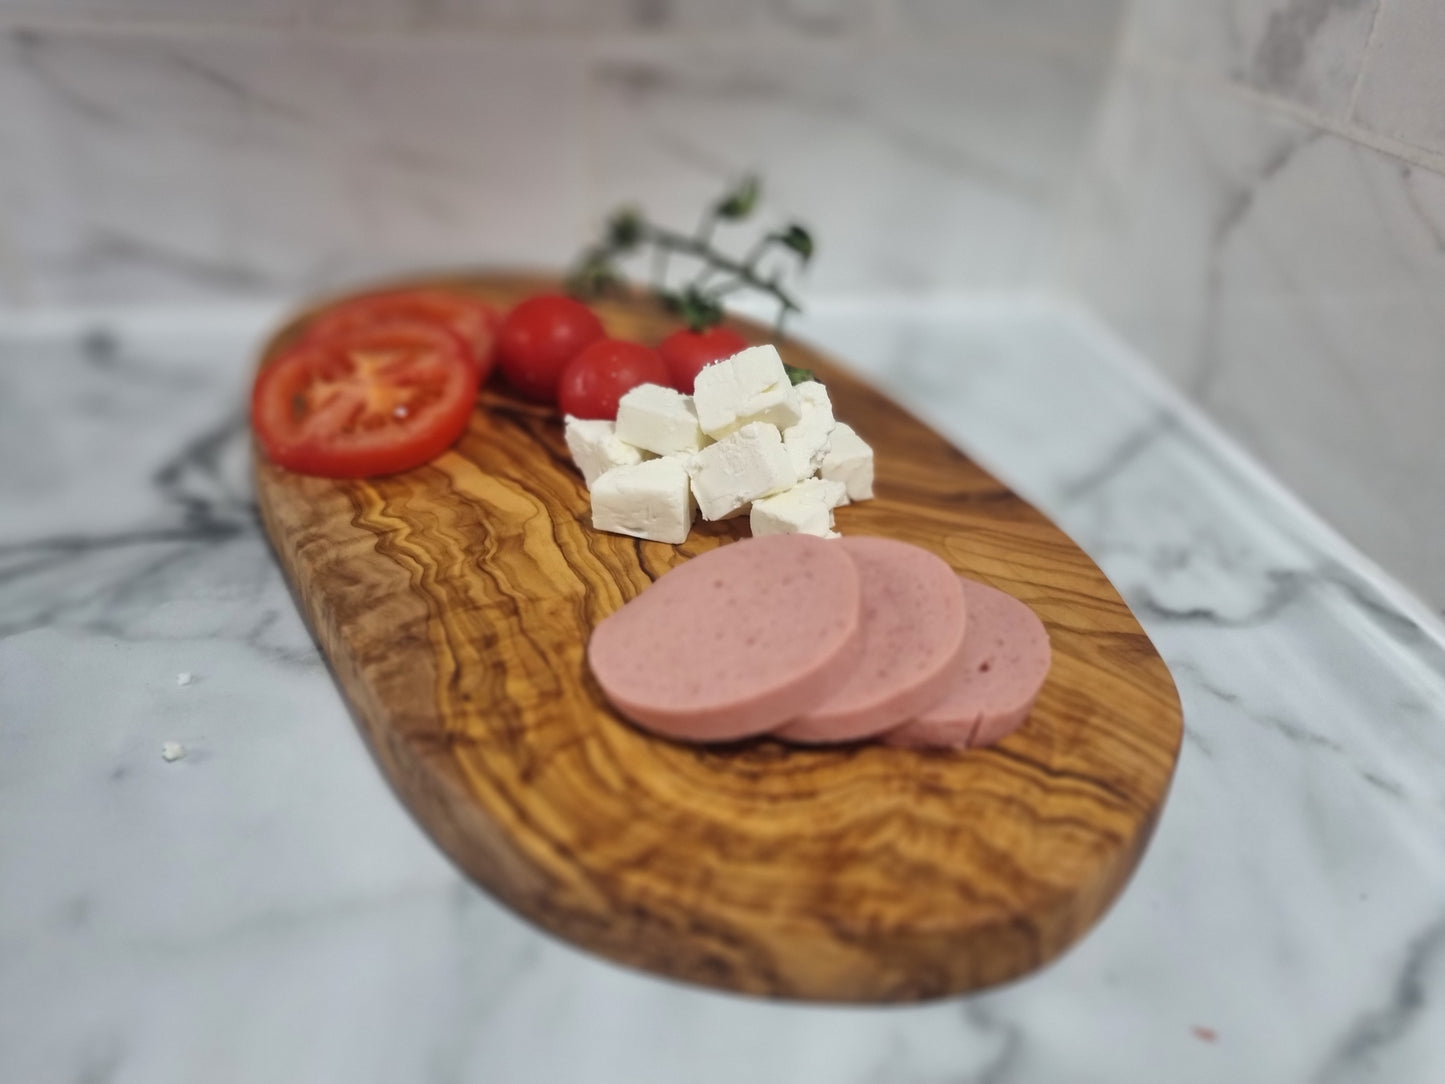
774 537 967 744
882 577 1051 749
588 534 864 742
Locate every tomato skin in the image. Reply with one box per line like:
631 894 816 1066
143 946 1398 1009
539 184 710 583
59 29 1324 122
496 295 605 403
657 326 749 394
252 322 478 479
557 339 672 421
303 289 499 384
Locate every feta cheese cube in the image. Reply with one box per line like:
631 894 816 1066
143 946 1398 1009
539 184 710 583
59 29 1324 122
615 383 707 456
750 477 849 538
692 345 802 440
820 422 874 501
564 415 650 489
686 421 796 521
590 457 696 545
781 380 836 481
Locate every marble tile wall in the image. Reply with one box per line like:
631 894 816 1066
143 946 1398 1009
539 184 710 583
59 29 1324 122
1066 0 1445 612
0 0 1124 306
4 0 1439 612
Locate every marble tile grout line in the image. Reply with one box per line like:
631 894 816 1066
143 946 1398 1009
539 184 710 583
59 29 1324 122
1344 0 1389 124
1120 40 1445 178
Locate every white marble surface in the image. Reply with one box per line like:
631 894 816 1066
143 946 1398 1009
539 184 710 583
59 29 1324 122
589 34 1112 297
889 0 1122 46
1351 0 1445 157
0 8 1118 306
1066 55 1445 614
0 0 872 33
1124 0 1380 118
3 298 1444 1082
0 28 592 306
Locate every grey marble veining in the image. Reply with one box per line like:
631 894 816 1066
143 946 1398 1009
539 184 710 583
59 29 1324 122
589 35 1113 296
1124 0 1381 119
1066 57 1445 614
0 7 1120 308
0 28 592 306
3 300 1444 1082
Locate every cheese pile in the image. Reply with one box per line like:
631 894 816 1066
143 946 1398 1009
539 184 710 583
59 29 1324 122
564 345 874 545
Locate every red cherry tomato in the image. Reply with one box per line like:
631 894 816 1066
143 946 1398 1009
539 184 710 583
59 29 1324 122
496 295 605 403
252 322 478 479
303 289 499 384
657 326 749 393
558 339 671 421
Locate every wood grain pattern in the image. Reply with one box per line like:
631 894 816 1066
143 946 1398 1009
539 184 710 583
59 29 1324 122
254 272 1183 1002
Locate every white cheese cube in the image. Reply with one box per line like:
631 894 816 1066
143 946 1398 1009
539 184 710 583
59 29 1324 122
564 416 651 489
692 345 802 440
781 380 836 481
820 422 874 501
590 457 696 544
615 383 707 456
750 478 849 538
686 421 796 521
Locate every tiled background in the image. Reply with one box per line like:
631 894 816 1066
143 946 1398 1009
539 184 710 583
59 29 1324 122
1 0 1441 610
0 0 1124 305
1066 0 1445 611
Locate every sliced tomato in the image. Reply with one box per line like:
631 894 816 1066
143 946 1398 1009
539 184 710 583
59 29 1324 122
253 322 478 479
303 289 500 384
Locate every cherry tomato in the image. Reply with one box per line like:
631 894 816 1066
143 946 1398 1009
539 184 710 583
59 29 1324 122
657 326 749 393
496 295 605 402
252 322 478 479
304 289 500 384
558 339 671 421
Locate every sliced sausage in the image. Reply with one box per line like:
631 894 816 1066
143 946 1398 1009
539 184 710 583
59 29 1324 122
882 577 1051 749
773 537 967 744
587 534 864 742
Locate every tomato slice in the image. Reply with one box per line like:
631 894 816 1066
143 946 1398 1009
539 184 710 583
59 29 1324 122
253 322 478 479
303 289 499 384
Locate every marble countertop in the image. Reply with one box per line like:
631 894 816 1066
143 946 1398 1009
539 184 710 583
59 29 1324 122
3 298 1444 1084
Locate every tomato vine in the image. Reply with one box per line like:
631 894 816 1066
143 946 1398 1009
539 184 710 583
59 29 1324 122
567 176 815 337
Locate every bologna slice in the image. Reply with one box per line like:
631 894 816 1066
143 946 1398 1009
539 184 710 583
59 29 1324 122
588 534 864 742
883 577 1051 749
774 537 968 744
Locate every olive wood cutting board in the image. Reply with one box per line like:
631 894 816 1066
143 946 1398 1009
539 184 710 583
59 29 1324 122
254 271 1183 1002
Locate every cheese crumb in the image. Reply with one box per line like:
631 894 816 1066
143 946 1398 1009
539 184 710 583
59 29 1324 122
176 672 194 687
161 742 187 762
820 422 874 501
590 456 696 544
750 477 849 538
686 421 796 521
564 416 651 489
692 345 802 440
615 384 707 456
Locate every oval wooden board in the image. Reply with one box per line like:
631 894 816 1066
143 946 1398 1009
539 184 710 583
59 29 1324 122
254 271 1183 1003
